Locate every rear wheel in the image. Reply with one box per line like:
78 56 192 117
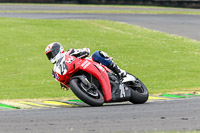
126 77 149 104
69 78 104 106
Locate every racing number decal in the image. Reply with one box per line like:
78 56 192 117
59 61 68 75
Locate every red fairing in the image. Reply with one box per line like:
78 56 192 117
78 60 112 102
55 54 112 102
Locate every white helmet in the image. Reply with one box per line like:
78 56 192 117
45 42 64 64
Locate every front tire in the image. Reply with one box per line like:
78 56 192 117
69 79 104 106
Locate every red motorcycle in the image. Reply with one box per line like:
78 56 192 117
57 54 149 106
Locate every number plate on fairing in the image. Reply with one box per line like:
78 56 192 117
54 57 68 75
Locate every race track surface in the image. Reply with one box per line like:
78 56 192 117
0 4 199 40
0 4 200 133
1 97 200 133
0 13 200 40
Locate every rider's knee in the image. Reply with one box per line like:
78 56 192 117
91 51 111 67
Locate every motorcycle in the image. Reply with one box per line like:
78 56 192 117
58 54 149 106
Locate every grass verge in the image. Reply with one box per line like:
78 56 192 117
0 18 200 100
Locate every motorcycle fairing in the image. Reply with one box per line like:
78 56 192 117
108 73 131 102
56 54 112 102
75 59 112 102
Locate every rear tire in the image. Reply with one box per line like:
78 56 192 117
128 78 149 104
69 79 104 106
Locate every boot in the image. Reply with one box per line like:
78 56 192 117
108 61 127 79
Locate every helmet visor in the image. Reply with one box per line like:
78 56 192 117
46 44 60 60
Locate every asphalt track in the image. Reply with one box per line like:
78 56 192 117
0 5 200 40
1 4 200 133
1 98 200 133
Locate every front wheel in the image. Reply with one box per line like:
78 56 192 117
127 78 149 104
69 79 104 106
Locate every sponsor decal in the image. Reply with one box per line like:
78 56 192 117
81 60 91 69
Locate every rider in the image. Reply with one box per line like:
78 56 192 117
45 42 127 90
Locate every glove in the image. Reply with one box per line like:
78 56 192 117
83 48 90 54
70 48 90 58
70 49 82 56
60 83 69 91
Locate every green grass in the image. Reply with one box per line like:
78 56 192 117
0 18 200 100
